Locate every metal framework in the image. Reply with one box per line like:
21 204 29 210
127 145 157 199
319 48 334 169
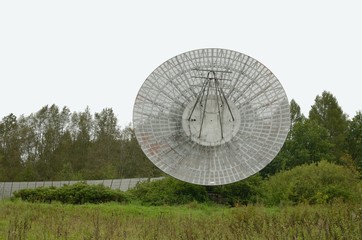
133 48 290 185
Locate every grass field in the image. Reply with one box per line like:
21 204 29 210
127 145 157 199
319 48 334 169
1 200 361 240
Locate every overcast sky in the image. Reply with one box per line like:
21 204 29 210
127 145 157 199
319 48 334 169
1 1 361 127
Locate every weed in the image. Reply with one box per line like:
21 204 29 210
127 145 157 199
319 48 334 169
0 201 361 239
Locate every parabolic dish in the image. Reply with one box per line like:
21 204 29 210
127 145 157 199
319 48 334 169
133 48 290 185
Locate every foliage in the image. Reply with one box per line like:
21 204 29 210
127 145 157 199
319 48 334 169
289 99 304 126
1 201 361 239
10 163 362 207
210 174 264 206
128 177 209 205
286 119 334 167
261 117 334 176
1 92 362 181
263 160 362 206
264 93 355 176
0 105 161 181
127 161 361 207
309 91 348 161
128 175 264 206
346 111 362 171
14 182 129 204
0 113 22 181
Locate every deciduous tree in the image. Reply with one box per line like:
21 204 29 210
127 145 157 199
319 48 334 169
346 111 362 171
309 91 348 161
0 114 22 180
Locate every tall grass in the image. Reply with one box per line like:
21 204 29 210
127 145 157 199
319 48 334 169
1 200 361 239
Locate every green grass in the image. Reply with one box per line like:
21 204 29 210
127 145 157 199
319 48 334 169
1 200 361 239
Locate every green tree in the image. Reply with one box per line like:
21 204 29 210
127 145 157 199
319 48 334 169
346 111 362 171
86 108 120 179
290 99 303 127
261 100 305 176
262 118 334 177
287 119 334 167
309 91 348 161
0 114 23 181
29 105 71 180
16 115 39 180
0 151 4 180
119 126 162 178
52 130 76 180
69 107 93 174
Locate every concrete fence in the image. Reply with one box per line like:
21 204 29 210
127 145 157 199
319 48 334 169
0 177 164 200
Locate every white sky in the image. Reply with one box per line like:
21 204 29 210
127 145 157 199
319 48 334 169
1 1 361 127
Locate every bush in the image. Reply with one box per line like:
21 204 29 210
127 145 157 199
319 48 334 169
14 182 129 204
128 175 264 206
210 174 264 206
263 160 362 206
13 187 57 203
128 177 209 205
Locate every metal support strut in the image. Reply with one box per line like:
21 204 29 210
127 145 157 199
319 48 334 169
189 70 234 139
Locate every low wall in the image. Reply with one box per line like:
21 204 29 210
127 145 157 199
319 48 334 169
0 177 164 200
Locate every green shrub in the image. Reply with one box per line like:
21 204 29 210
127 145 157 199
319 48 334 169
210 174 264 206
14 183 129 204
128 175 264 206
263 160 362 206
128 177 209 205
13 187 56 203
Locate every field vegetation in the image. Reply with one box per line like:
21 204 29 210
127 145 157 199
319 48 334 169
1 200 361 240
13 160 361 207
7 160 362 239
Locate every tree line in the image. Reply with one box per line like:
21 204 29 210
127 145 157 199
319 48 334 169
261 91 362 177
0 90 361 182
0 106 161 181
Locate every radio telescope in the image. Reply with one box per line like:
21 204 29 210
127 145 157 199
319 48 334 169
133 48 290 185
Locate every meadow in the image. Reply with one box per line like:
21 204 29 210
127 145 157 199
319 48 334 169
1 200 361 240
